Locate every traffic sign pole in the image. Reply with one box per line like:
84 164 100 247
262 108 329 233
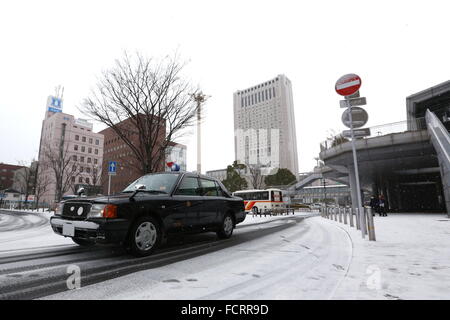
347 100 366 239
108 174 111 196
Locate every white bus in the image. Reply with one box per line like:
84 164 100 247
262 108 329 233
233 189 284 214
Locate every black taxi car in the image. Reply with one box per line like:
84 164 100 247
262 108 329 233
50 172 246 256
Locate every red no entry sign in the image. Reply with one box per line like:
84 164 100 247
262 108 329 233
335 74 361 96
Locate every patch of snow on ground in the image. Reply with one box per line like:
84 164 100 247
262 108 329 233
320 213 450 300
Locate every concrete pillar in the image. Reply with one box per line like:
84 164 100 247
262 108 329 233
437 158 450 217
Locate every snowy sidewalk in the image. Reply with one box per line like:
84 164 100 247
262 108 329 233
317 213 450 300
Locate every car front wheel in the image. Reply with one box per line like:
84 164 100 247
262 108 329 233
217 213 234 239
128 216 161 257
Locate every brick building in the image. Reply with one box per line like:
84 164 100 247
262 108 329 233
100 116 167 194
0 163 25 190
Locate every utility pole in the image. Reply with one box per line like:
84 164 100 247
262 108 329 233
191 92 210 174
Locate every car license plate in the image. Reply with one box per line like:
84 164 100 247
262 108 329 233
62 222 75 237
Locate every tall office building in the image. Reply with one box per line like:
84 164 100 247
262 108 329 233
38 95 104 205
233 74 299 178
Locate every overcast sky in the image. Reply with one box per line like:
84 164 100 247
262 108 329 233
1 0 450 173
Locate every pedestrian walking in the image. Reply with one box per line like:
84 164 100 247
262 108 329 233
379 195 387 216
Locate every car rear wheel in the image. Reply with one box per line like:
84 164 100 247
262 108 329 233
72 238 95 246
217 213 234 239
128 216 161 257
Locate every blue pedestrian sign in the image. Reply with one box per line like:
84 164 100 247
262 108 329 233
108 161 117 175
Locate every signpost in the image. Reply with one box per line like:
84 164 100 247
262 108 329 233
339 97 366 108
341 107 368 128
336 73 367 239
335 74 361 96
342 128 371 138
108 161 117 195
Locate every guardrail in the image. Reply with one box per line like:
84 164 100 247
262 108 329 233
320 117 426 152
320 206 376 241
251 207 303 217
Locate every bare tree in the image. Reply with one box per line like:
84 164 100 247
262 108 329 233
41 141 79 202
34 168 51 210
13 160 37 208
246 162 265 190
80 52 199 175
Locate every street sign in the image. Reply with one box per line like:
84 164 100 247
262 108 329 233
335 74 362 96
108 161 117 176
342 128 371 138
341 107 368 128
340 97 367 108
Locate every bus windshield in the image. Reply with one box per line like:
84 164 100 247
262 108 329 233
234 191 269 201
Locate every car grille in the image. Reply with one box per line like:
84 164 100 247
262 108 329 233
61 202 91 219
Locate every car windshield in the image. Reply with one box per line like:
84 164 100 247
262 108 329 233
122 173 180 193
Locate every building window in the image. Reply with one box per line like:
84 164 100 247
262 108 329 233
273 87 276 97
73 155 77 161
75 135 79 141
86 177 90 184
96 139 99 145
269 89 272 99
88 147 92 153
81 146 85 152
89 138 93 144
79 177 83 183
71 176 75 183
80 166 83 173
74 145 78 151
82 136 86 142
87 157 92 163
94 158 98 165
95 149 98 155
86 167 91 174
80 156 85 163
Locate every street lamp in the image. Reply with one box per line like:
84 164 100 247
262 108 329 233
191 92 210 174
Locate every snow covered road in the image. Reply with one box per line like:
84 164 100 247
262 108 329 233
42 214 353 300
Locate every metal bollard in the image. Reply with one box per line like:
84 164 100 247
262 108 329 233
349 207 354 227
355 207 360 230
366 207 376 241
343 207 348 225
338 207 342 223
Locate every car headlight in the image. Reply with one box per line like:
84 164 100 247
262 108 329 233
87 204 118 219
54 203 64 216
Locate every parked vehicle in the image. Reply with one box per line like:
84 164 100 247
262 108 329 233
309 203 323 210
232 189 284 214
50 172 246 256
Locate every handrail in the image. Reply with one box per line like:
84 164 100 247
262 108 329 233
426 110 450 165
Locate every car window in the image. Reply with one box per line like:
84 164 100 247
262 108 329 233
175 176 201 196
123 173 180 193
200 179 218 196
215 181 225 197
